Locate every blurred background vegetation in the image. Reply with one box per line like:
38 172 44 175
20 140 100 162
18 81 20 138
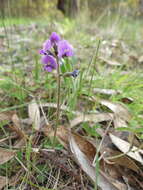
0 0 143 19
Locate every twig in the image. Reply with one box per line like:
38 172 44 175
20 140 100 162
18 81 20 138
88 39 101 97
92 117 113 166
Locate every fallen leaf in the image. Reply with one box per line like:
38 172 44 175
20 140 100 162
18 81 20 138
109 133 143 164
97 135 140 173
72 132 96 162
113 116 128 128
13 138 26 148
69 134 118 190
11 114 26 139
0 148 16 165
70 113 113 127
99 57 121 66
0 111 15 122
138 55 143 63
28 99 40 131
106 150 140 173
100 100 131 122
0 176 7 190
120 97 134 104
103 164 130 190
44 125 96 161
93 88 121 95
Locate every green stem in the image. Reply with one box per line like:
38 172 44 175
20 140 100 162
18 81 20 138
53 56 61 147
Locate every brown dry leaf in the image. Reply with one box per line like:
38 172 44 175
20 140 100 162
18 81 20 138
0 111 15 122
0 148 16 164
13 138 26 148
121 97 134 104
72 132 96 162
28 99 40 131
109 133 143 164
54 125 96 161
99 135 140 173
107 150 140 173
113 116 128 128
99 57 121 66
69 134 118 190
0 176 7 190
100 99 131 122
93 88 121 96
138 55 143 63
54 125 69 148
43 124 69 148
44 125 96 161
70 113 113 128
102 164 130 190
11 114 26 139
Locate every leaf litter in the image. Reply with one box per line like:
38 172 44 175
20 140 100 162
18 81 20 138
0 94 142 189
0 176 7 190
109 133 143 165
0 148 16 165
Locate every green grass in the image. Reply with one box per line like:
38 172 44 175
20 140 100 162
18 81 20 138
0 17 33 27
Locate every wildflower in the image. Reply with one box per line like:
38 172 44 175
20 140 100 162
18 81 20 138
39 32 75 72
41 55 57 72
61 69 79 78
42 32 61 54
50 32 61 44
71 69 79 78
58 40 74 58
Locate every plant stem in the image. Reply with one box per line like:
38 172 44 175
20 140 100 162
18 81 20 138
53 56 61 147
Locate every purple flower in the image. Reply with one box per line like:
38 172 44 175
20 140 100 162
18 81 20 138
43 40 52 51
71 69 79 78
58 40 74 58
39 32 75 73
42 32 60 53
41 55 57 72
50 32 61 44
39 49 47 55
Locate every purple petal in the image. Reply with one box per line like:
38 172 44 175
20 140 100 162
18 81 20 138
39 49 46 55
44 65 53 72
71 69 79 77
41 55 57 72
58 40 74 58
50 32 61 43
43 40 52 51
41 55 56 65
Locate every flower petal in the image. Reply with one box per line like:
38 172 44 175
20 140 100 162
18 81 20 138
41 55 55 65
58 40 74 58
39 49 46 55
50 32 61 43
44 66 53 72
41 55 57 72
43 40 52 51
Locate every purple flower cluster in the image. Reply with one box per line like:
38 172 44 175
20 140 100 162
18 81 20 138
39 32 74 72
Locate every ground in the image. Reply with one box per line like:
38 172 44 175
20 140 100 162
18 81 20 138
0 11 143 190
